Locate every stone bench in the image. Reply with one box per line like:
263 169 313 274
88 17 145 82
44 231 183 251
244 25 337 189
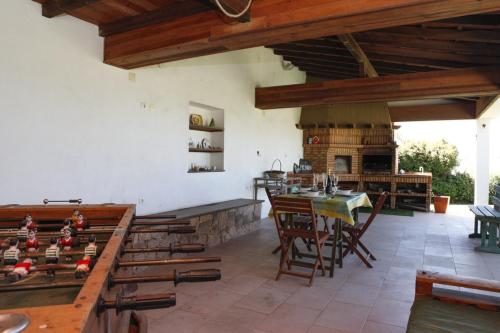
134 199 264 249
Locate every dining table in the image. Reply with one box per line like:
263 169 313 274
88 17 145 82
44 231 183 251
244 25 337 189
277 191 373 277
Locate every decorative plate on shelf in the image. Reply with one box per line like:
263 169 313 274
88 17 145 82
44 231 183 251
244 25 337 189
312 136 320 144
190 114 203 126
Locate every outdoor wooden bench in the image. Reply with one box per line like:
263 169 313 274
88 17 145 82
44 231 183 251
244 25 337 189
407 270 500 333
468 205 500 253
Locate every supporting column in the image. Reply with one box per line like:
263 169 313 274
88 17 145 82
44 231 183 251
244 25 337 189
475 118 491 205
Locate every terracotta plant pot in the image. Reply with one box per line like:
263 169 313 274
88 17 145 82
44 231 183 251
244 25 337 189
434 195 450 214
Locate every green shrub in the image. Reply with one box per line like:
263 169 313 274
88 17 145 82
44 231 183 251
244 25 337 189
490 175 500 204
399 140 474 204
399 139 459 178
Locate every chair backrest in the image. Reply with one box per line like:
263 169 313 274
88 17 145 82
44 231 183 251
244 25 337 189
269 195 321 245
359 192 388 236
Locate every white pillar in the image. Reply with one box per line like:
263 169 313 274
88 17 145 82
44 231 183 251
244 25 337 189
475 118 491 205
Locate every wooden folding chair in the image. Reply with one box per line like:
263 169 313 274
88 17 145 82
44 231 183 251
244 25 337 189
270 196 329 286
265 187 311 255
342 192 388 268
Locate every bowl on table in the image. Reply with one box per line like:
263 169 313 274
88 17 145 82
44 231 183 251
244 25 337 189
300 190 320 198
336 188 353 196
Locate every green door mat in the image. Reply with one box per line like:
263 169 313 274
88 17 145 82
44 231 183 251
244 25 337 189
359 207 414 217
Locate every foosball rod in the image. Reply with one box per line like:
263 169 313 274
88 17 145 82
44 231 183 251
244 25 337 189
0 264 77 274
129 225 196 234
115 257 221 269
0 281 85 293
134 214 176 219
109 269 221 288
14 250 94 258
121 243 205 255
0 216 121 223
97 292 176 315
0 228 116 237
43 199 82 205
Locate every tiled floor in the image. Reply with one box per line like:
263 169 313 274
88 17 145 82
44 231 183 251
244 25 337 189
136 205 500 333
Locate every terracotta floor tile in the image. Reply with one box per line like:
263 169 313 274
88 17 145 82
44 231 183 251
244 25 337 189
181 289 244 317
368 298 411 328
224 273 269 295
286 286 336 310
315 301 371 333
149 310 208 333
333 282 380 307
362 321 405 333
235 286 291 314
196 307 266 333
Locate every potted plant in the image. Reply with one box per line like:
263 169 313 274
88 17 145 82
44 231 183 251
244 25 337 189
433 192 450 214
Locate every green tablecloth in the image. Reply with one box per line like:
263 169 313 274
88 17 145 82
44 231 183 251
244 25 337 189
272 192 372 225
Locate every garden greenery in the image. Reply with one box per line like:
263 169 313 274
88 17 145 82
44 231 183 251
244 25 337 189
399 139 498 204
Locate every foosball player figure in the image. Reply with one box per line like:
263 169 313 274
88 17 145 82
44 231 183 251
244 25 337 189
74 213 88 231
7 258 33 282
17 221 29 242
60 219 73 237
45 237 60 277
25 229 39 263
75 255 92 279
70 209 80 224
24 214 37 230
3 239 20 266
84 235 98 259
60 228 75 262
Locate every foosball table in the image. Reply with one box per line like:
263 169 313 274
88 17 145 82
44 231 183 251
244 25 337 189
0 201 222 332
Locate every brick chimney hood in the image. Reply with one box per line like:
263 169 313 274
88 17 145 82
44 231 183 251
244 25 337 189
299 102 392 128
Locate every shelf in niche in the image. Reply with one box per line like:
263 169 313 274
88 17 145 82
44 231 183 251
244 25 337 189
189 125 224 132
188 170 226 173
189 148 224 153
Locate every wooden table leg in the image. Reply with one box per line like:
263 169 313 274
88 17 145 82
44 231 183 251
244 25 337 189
329 218 343 277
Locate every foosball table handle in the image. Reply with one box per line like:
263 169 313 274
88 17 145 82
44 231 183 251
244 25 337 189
97 292 176 315
174 269 221 286
172 243 205 253
166 225 196 234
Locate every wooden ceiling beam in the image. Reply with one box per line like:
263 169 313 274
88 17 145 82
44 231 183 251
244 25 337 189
277 52 431 74
476 95 499 118
271 44 465 70
102 0 500 68
337 34 378 78
41 0 101 18
291 59 412 77
99 1 214 37
255 66 500 109
357 43 500 66
389 102 476 122
378 26 500 44
353 32 500 57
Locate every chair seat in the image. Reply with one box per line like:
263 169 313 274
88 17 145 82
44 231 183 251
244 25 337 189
284 229 329 242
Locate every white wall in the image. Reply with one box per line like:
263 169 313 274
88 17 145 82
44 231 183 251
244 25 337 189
0 1 305 214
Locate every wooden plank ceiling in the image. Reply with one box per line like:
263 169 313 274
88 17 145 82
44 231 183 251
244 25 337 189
269 14 500 81
31 1 500 121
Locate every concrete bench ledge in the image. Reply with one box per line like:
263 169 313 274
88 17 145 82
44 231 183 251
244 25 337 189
153 199 264 220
